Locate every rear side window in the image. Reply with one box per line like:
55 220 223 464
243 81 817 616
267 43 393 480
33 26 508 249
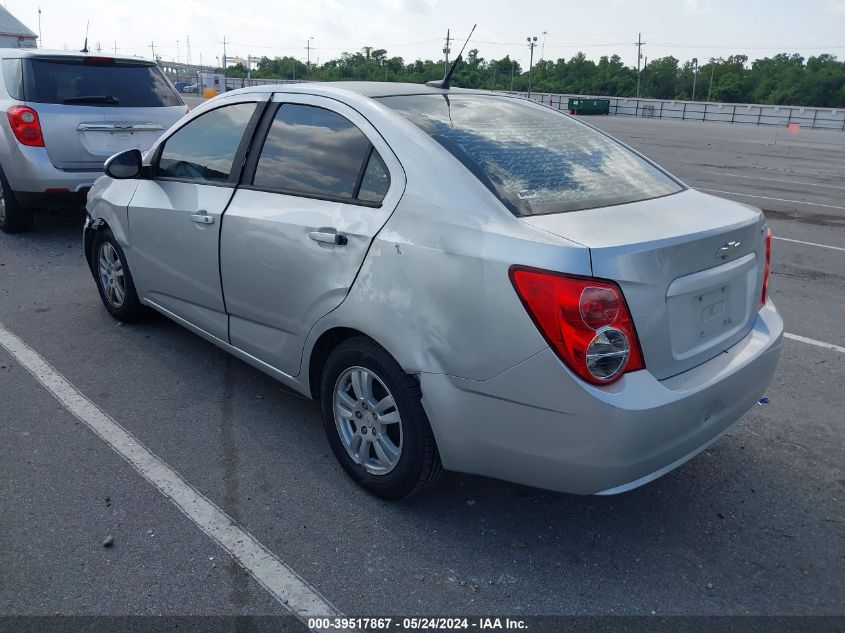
25 58 182 107
358 151 390 203
379 94 682 216
253 104 388 204
2 59 23 100
157 103 256 184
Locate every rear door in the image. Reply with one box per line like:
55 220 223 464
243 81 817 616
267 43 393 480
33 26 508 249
23 56 186 170
220 94 405 376
128 97 266 340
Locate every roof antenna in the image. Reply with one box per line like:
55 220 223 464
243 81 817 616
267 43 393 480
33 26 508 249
426 24 475 89
81 21 89 53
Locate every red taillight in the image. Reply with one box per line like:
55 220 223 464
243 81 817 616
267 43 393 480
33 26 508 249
761 227 772 306
510 267 644 385
7 105 44 147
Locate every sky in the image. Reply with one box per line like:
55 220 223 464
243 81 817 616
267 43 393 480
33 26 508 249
10 0 845 70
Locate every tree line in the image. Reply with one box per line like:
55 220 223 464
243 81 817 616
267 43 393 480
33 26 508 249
219 48 845 108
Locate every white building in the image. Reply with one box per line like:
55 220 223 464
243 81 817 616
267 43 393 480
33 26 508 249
0 7 37 49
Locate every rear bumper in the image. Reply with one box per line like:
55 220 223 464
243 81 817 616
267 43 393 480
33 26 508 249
2 144 101 207
420 300 783 495
15 189 89 210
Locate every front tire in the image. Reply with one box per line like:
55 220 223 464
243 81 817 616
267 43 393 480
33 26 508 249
91 228 145 322
320 337 442 499
0 169 33 233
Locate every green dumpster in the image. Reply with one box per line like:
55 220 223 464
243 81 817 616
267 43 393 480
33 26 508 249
567 98 610 115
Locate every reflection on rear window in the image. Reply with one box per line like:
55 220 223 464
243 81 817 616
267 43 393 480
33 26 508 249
379 94 683 215
27 59 183 107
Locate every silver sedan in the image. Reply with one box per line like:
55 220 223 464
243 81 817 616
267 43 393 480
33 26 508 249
84 82 783 498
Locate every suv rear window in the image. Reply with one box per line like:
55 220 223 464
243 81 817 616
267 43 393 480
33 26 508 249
25 58 183 107
379 94 683 216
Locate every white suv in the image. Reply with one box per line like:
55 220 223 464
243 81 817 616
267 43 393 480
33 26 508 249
0 49 187 232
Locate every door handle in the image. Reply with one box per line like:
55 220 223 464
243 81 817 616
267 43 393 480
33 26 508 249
190 211 215 225
309 231 348 246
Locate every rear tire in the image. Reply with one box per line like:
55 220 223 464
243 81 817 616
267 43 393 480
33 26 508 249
91 228 145 322
320 337 443 499
0 169 34 233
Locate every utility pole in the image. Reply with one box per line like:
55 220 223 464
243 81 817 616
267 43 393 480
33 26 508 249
306 37 314 67
642 56 647 97
442 28 451 78
150 41 156 61
707 61 716 102
691 57 698 101
222 36 227 72
635 32 645 98
113 41 117 54
526 35 537 98
186 35 191 66
37 7 42 47
176 40 180 64
541 31 548 61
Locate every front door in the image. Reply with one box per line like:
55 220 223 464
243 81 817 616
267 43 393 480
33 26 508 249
128 99 264 340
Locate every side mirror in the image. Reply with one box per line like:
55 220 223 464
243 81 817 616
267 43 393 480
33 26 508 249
104 149 143 179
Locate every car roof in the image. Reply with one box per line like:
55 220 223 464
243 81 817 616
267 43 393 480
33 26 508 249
223 81 500 100
234 81 491 98
0 48 155 64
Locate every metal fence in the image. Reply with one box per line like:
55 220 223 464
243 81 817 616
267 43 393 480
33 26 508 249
516 92 845 132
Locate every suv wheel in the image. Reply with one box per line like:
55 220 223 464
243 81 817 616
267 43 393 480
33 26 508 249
92 228 145 322
0 170 34 233
320 337 443 499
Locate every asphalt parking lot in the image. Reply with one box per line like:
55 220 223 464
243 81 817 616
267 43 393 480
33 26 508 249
1 114 843 623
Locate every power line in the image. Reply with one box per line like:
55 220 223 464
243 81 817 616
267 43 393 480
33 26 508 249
648 42 845 50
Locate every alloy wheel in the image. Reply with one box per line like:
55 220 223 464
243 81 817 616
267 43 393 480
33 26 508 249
333 366 403 475
98 242 126 308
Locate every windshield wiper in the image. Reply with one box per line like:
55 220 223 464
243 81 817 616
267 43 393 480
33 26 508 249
63 95 120 105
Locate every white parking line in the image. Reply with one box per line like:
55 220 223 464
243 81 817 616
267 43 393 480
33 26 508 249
784 332 845 354
698 188 845 211
0 322 340 621
773 236 845 252
701 171 845 191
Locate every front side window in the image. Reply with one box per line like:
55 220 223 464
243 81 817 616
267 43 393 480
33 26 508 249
157 103 256 184
379 94 683 216
253 104 387 203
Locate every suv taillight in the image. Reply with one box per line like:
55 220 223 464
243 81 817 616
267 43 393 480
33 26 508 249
7 106 44 147
510 267 645 385
761 227 772 306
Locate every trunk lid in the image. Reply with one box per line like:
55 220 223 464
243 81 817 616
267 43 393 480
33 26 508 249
32 104 183 170
522 189 767 380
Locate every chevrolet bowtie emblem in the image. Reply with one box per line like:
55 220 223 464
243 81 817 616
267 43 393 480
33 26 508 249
716 241 742 259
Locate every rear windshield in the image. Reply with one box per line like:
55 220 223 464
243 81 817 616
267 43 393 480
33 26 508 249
25 58 183 107
378 94 683 216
